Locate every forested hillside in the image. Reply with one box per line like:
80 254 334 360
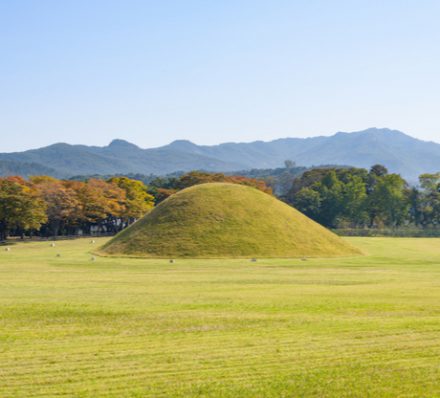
1 128 440 181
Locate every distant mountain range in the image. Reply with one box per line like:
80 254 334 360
1 128 439 181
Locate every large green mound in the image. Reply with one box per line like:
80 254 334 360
100 183 360 258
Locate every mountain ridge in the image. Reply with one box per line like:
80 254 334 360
1 128 439 181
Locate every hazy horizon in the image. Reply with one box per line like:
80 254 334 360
1 1 440 152
1 127 439 153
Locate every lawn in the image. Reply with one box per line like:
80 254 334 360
1 237 440 397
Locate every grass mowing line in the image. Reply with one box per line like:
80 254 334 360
4 333 440 383
2 237 440 397
4 332 440 379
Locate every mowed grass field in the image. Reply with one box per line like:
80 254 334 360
2 238 440 397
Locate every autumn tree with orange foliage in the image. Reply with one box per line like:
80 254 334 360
63 179 126 234
0 172 270 239
108 177 155 224
177 171 272 194
0 177 47 240
150 171 272 203
31 176 81 236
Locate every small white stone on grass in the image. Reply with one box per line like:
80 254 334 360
50 243 56 247
90 240 96 244
5 247 11 252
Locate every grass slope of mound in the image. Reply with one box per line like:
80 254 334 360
100 183 360 258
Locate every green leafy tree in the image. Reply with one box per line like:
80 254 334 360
287 166 413 230
370 164 388 177
341 175 368 226
407 187 424 226
418 173 440 226
367 174 409 227
291 188 321 220
318 170 344 227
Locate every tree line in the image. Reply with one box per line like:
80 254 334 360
0 172 272 240
147 171 272 203
2 166 440 240
286 165 440 229
0 176 155 240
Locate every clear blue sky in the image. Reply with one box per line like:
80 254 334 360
1 0 439 152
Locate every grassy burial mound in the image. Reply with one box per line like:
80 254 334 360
100 183 360 258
